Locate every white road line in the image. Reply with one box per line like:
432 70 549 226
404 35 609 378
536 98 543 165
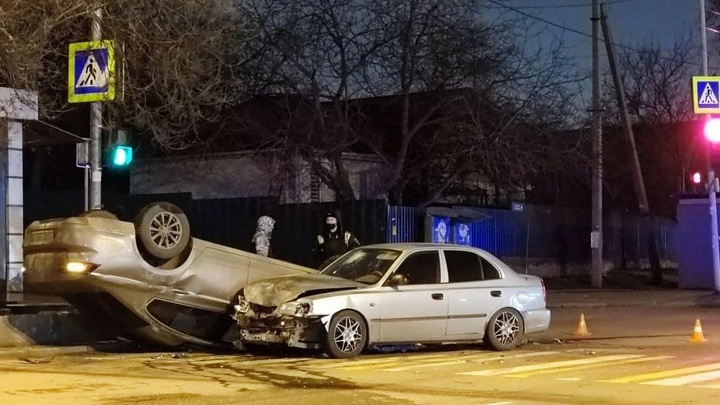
458 355 645 377
642 369 720 386
321 351 557 370
315 353 456 369
506 355 674 378
384 351 558 372
605 362 720 384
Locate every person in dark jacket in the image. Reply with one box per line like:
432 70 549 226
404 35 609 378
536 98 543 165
314 210 360 268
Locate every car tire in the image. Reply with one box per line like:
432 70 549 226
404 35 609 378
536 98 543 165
484 308 524 351
324 310 367 359
134 202 191 260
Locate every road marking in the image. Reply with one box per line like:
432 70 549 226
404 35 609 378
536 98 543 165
605 362 720 384
641 369 720 386
458 355 644 377
505 355 673 378
217 357 307 366
382 351 558 372
316 352 456 369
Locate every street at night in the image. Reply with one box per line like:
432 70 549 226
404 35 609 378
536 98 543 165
1 305 720 404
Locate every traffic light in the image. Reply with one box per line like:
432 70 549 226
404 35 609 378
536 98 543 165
109 145 133 167
705 118 720 143
692 171 703 185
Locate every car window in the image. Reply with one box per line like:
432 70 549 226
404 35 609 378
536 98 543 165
320 248 401 284
393 251 440 285
445 250 501 282
146 299 233 341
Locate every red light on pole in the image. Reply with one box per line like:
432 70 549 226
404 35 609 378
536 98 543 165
705 118 720 143
693 171 703 184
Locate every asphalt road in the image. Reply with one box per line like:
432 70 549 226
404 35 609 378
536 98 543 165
1 306 719 404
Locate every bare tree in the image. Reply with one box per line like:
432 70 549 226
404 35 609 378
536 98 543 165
235 0 393 201
0 0 249 149
602 33 702 216
239 0 585 205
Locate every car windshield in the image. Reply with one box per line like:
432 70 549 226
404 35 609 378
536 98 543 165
320 248 401 285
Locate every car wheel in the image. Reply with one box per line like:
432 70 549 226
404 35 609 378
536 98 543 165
324 310 367 359
485 308 524 351
134 202 191 260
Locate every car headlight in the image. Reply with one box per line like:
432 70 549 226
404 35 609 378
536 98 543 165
65 261 98 274
277 301 311 317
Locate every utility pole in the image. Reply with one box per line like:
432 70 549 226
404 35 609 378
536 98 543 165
590 0 603 288
89 6 103 209
601 6 663 285
699 0 720 292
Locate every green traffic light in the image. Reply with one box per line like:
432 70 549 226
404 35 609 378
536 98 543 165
111 145 133 166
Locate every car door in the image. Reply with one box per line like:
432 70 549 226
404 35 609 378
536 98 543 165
376 251 448 343
443 249 504 336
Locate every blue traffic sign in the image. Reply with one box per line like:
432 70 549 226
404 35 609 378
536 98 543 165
693 76 720 114
68 41 116 103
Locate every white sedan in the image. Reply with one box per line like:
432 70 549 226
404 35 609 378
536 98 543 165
234 243 551 358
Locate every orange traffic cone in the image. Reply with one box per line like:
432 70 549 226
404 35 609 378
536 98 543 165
690 319 706 343
574 313 591 336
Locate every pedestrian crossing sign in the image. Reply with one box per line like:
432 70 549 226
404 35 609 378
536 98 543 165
68 40 116 103
693 76 720 114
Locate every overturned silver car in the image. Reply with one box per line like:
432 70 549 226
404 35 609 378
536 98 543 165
234 243 551 358
23 202 317 347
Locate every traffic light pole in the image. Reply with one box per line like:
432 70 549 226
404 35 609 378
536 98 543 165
88 6 103 210
700 0 720 293
709 168 720 293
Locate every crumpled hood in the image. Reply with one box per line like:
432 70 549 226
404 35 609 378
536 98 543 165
243 274 363 307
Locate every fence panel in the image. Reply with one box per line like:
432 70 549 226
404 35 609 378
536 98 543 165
23 190 677 270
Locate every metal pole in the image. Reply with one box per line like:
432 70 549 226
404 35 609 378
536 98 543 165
700 0 720 292
591 0 603 288
84 166 89 211
89 7 103 210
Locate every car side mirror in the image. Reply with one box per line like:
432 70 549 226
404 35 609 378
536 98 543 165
386 273 408 287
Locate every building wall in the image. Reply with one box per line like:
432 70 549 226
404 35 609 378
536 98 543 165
130 151 386 203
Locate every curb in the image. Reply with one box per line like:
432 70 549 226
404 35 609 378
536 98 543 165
0 344 97 359
0 311 119 349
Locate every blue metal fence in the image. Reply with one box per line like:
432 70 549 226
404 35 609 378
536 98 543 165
386 204 676 265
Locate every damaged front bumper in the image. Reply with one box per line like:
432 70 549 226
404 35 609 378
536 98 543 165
234 300 325 349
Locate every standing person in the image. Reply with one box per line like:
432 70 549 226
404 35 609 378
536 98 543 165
252 215 275 257
314 210 360 268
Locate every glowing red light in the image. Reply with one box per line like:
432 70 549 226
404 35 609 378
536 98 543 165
693 172 702 184
705 119 720 143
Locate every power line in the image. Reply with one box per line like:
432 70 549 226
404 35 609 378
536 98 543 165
486 0 635 10
485 0 720 71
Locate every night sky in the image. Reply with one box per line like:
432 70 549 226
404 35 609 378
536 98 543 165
500 0 698 50
490 0 706 110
